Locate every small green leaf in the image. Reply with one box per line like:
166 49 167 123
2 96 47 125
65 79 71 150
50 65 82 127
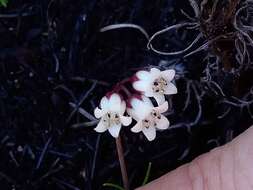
142 162 152 185
0 0 8 7
103 183 125 190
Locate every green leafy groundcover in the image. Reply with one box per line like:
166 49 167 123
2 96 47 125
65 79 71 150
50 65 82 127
0 0 8 7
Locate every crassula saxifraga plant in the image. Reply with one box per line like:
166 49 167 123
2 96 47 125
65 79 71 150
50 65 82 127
94 67 177 140
92 67 177 190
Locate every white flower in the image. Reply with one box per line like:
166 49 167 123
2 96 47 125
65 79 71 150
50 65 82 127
133 68 177 105
94 93 132 138
127 96 170 141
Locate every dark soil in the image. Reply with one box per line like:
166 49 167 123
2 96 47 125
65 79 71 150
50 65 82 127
0 0 252 190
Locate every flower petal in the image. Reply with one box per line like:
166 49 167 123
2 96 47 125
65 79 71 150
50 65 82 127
129 97 153 120
100 96 109 111
127 108 137 121
131 121 143 133
156 115 170 130
94 107 105 118
109 93 121 104
161 69 175 82
120 101 126 115
164 83 177 95
136 70 151 80
108 93 122 113
150 68 161 77
144 89 155 97
133 80 150 92
153 93 165 105
108 124 121 138
142 127 156 141
154 101 168 113
120 115 132 126
94 120 107 133
141 96 154 107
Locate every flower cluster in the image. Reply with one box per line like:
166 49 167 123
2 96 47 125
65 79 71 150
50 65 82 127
93 68 177 141
94 94 132 138
133 68 177 105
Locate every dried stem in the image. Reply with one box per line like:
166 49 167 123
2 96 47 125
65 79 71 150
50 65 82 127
100 23 149 40
115 136 129 190
199 0 241 71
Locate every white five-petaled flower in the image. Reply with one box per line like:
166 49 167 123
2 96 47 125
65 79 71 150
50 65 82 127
127 96 170 141
133 68 177 105
94 93 132 138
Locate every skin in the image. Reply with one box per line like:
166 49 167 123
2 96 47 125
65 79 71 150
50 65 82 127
137 125 253 190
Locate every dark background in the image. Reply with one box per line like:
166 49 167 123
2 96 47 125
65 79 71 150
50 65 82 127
0 0 252 189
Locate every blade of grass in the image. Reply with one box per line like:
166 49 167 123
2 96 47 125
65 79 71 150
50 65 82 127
142 162 152 185
103 183 124 190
